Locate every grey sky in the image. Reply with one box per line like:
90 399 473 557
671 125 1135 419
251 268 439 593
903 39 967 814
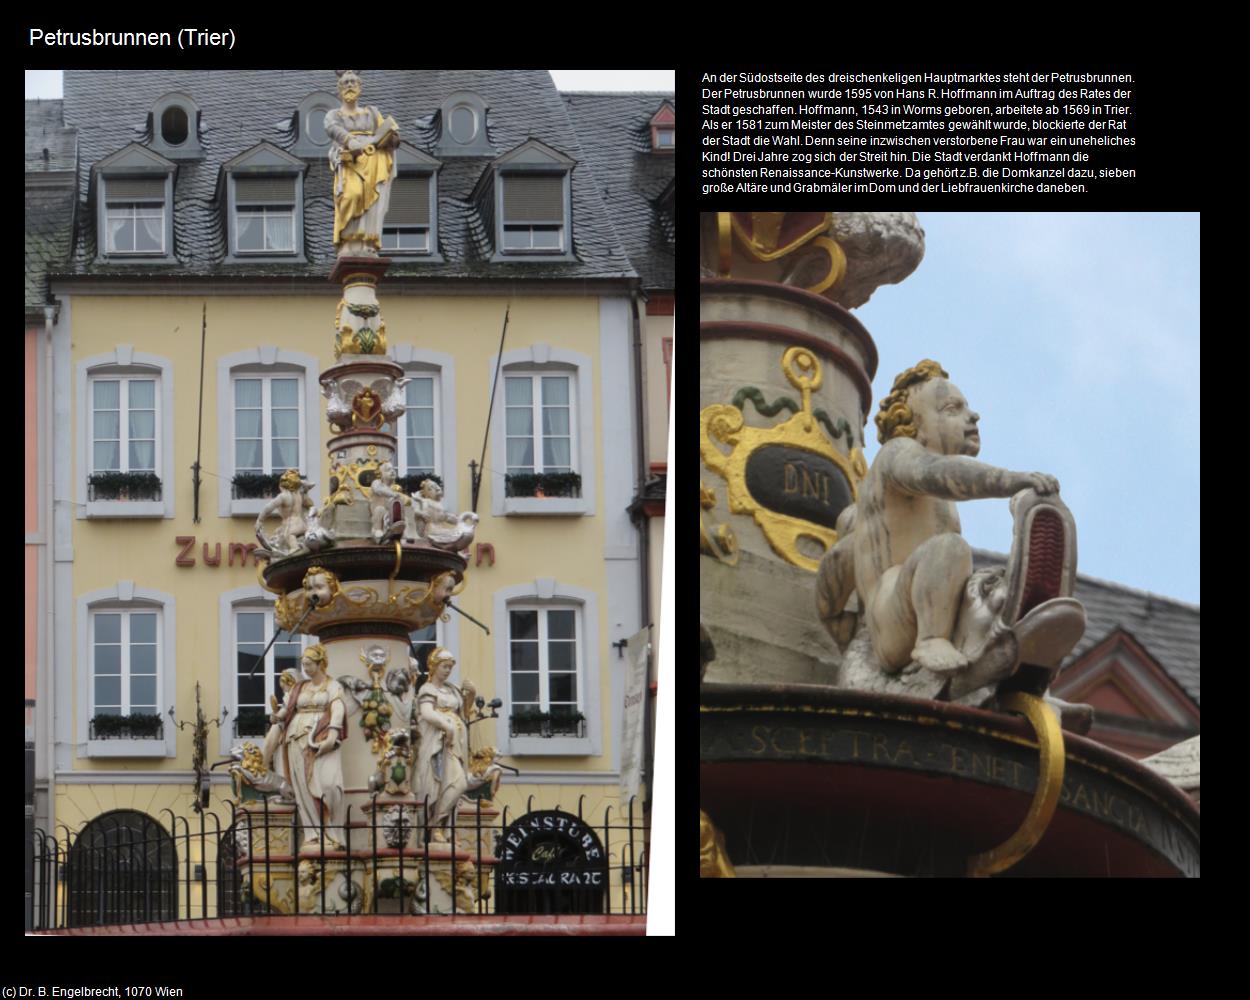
25 70 674 100
855 212 1199 604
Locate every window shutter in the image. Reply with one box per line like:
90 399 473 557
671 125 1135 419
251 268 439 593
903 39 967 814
503 174 564 223
106 177 166 201
235 176 296 203
386 176 430 226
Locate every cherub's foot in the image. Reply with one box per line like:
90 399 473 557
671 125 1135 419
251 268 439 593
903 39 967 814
912 637 970 674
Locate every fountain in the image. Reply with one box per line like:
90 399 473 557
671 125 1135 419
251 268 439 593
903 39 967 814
231 71 497 914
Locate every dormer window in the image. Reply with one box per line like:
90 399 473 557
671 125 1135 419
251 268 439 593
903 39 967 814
93 144 177 264
292 92 339 158
381 143 442 258
649 100 675 153
501 175 565 251
490 139 576 262
105 185 165 254
222 143 307 263
234 179 296 254
435 91 494 157
150 92 202 160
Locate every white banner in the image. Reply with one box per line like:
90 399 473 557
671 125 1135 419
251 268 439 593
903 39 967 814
619 626 650 805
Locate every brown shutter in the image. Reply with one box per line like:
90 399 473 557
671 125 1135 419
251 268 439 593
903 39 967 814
106 177 165 201
503 174 564 223
234 176 296 203
386 176 430 226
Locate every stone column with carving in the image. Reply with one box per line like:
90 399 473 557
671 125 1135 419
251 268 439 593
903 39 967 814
699 212 924 685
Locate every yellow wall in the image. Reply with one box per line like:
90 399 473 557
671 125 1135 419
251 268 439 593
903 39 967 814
65 291 634 822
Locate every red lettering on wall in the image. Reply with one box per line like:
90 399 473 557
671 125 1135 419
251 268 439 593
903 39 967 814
203 542 222 566
475 542 496 567
175 536 196 567
229 542 259 567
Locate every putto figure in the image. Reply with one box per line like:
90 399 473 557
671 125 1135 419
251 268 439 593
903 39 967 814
817 360 1087 709
412 478 479 552
255 469 314 556
325 70 400 256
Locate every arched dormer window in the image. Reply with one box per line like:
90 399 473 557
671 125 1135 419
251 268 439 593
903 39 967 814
434 91 494 157
292 91 339 158
150 92 203 160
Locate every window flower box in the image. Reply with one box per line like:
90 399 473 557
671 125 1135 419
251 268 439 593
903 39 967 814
504 472 582 499
89 713 165 741
396 473 442 495
509 709 586 739
232 473 283 500
87 472 162 502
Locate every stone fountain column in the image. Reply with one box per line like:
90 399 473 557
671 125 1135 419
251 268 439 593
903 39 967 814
699 212 924 685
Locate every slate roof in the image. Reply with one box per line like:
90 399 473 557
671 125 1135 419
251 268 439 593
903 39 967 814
972 550 1200 706
55 70 639 283
26 99 78 172
25 100 77 318
561 92 674 292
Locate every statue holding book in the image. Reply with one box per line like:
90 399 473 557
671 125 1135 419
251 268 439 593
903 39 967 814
326 70 400 256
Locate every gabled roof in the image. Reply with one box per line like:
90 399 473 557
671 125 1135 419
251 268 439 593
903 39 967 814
55 70 638 283
972 549 1200 706
561 92 675 292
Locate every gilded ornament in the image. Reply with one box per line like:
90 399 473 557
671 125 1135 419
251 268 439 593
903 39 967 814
966 692 1065 877
699 810 736 878
701 350 866 572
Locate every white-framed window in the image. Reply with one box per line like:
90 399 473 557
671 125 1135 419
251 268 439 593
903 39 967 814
655 127 674 149
77 584 176 758
233 177 296 255
397 374 439 478
105 200 165 255
78 351 174 519
409 621 444 675
492 581 600 756
489 345 593 516
382 174 432 254
89 376 158 475
234 607 305 738
218 349 319 517
233 373 304 476
90 608 162 720
500 174 566 253
507 606 581 717
505 372 574 475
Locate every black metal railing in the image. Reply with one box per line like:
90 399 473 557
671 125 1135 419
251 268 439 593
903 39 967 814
233 709 270 739
28 794 647 929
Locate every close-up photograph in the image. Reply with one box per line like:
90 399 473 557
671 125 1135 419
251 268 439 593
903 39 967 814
699 211 1198 878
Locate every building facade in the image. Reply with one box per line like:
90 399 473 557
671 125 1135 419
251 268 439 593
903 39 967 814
31 70 672 916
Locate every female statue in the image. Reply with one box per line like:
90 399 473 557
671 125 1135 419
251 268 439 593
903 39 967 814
262 644 348 846
415 647 471 837
324 70 400 256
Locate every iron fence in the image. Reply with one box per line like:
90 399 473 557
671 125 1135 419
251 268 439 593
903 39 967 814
28 794 647 929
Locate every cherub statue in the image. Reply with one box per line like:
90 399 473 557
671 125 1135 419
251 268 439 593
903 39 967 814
255 469 314 557
368 461 420 543
412 478 478 552
817 360 1088 722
